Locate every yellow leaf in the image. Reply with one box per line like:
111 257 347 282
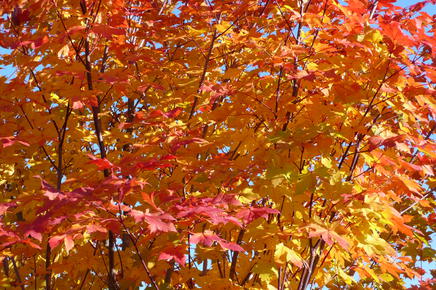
274 243 304 268
252 262 277 283
380 273 394 282
338 268 355 285
365 29 383 43
216 22 231 33
57 44 69 58
321 157 332 168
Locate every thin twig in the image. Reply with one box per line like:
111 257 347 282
11 257 25 290
189 30 217 119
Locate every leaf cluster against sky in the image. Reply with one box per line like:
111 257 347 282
0 0 435 289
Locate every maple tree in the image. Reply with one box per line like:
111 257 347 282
0 0 435 289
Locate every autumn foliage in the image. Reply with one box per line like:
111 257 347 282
0 0 435 289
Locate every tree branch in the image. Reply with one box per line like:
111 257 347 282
189 30 217 119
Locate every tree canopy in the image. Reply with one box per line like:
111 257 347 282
0 0 435 289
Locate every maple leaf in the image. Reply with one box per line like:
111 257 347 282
141 192 159 210
164 107 183 118
217 240 245 252
275 243 305 268
134 158 173 170
48 234 76 253
158 246 186 265
23 214 52 242
190 231 244 252
0 202 16 215
176 204 240 226
11 7 30 26
86 224 107 234
64 235 74 254
87 154 116 170
11 36 49 49
0 0 434 288
169 138 209 153
130 210 176 233
368 136 385 151
0 136 30 148
236 207 279 225
21 239 42 250
306 224 350 250
190 231 220 247
368 135 409 152
42 182 60 200
395 174 421 194
379 20 414 46
91 24 124 38
48 235 65 249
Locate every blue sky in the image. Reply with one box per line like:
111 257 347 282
397 0 435 12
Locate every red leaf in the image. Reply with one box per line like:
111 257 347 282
158 246 186 265
49 235 65 249
368 136 384 151
170 138 209 153
43 185 59 201
396 175 421 194
134 111 146 120
382 135 406 148
64 235 74 253
11 36 48 49
87 154 115 170
86 224 107 234
0 202 16 215
34 176 60 200
44 190 59 201
72 101 84 109
148 110 164 118
409 1 427 12
175 203 242 227
25 230 42 242
161 154 177 160
218 240 244 252
379 21 414 46
137 160 172 170
71 94 98 109
21 239 42 250
164 107 183 118
11 7 30 26
141 192 159 210
236 207 279 224
368 135 407 151
91 24 124 38
66 26 86 36
143 213 176 233
0 136 30 148
130 210 176 233
191 231 244 251
190 231 220 247
428 213 436 224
